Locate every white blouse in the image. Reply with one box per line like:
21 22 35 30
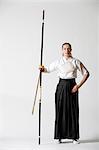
46 56 89 79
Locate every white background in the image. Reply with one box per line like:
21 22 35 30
0 0 98 143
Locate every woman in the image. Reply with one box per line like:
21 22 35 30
39 42 89 144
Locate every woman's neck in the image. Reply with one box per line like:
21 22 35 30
63 55 72 60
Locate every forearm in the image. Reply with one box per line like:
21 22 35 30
77 72 90 89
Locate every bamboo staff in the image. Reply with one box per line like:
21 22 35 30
32 10 45 145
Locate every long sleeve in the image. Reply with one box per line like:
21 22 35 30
46 60 59 73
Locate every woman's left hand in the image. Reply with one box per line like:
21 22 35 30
71 84 79 93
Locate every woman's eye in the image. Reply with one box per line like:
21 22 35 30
67 48 70 50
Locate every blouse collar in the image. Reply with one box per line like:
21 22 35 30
62 56 73 62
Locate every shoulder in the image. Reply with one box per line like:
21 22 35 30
53 57 64 64
72 57 81 64
49 58 60 67
72 57 79 61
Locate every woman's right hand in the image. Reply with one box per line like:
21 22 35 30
39 65 45 72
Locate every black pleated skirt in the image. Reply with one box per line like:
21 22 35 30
54 78 79 140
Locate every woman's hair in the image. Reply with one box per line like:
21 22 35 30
62 42 72 50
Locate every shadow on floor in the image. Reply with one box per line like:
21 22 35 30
80 139 99 144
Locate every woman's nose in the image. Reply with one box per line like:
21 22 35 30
65 49 69 52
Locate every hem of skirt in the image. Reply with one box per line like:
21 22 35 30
54 136 80 140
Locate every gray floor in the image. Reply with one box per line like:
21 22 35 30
0 139 99 150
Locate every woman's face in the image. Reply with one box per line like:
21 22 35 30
62 44 72 57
